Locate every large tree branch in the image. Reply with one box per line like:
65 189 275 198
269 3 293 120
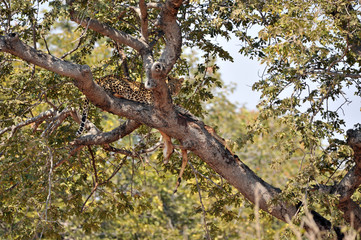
69 12 148 53
173 115 343 236
0 12 345 238
338 199 361 231
67 2 174 113
139 0 149 42
0 33 91 81
330 129 361 231
0 33 167 126
145 0 182 84
72 120 141 146
144 0 183 112
158 0 183 71
333 165 361 202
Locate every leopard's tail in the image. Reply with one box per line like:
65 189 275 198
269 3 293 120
76 99 89 136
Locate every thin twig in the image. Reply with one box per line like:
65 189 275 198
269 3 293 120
39 144 54 239
0 109 56 137
189 163 211 240
81 156 127 212
188 161 229 196
88 146 98 183
81 183 99 213
60 18 90 59
103 156 127 183
54 145 84 168
114 43 130 78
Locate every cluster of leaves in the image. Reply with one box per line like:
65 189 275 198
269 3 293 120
1 0 360 239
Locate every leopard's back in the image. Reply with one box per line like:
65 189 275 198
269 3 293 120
76 75 184 136
95 75 153 104
96 75 183 104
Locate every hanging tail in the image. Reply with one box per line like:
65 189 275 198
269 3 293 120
76 99 89 136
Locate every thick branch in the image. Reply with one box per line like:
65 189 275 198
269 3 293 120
158 0 183 71
338 199 361 231
328 129 361 232
160 113 339 234
0 34 167 126
139 0 149 41
0 33 91 80
72 120 141 146
69 10 148 52
145 0 183 112
334 130 361 201
334 165 361 202
146 0 182 88
0 109 55 137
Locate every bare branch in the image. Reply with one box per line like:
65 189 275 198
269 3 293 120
72 120 141 146
102 145 135 157
40 145 54 239
42 107 78 137
306 68 361 79
189 162 211 239
139 0 149 41
88 146 98 183
81 182 98 213
81 156 127 212
0 108 56 137
54 145 84 169
69 11 148 53
60 29 86 59
0 33 92 80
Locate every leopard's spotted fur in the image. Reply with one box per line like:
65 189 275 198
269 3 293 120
95 75 183 104
76 75 184 135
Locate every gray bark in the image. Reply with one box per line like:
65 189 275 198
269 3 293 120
1 0 360 237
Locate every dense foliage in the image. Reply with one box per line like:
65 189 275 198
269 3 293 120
0 0 360 239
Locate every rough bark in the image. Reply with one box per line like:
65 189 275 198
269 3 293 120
1 0 360 237
333 130 361 231
0 33 335 233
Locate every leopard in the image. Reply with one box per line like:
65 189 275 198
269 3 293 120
76 75 184 136
75 75 234 194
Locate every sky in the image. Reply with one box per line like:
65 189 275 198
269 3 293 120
38 2 360 135
215 35 361 135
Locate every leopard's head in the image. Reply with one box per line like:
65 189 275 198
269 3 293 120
167 76 184 96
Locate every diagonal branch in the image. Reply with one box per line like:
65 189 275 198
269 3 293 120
0 108 56 137
72 120 141 146
0 33 159 126
69 10 148 53
0 33 92 81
